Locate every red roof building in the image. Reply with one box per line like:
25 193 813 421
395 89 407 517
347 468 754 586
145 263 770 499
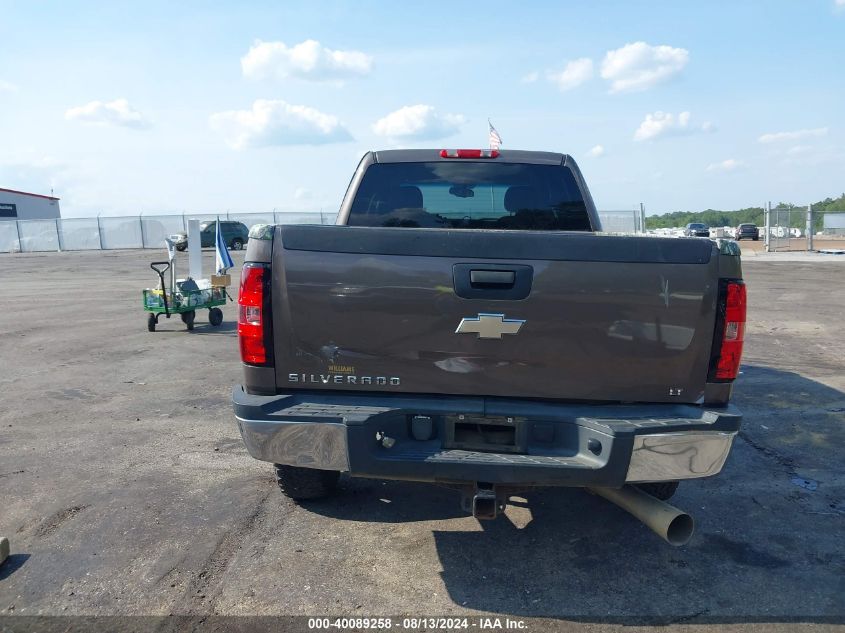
0 187 61 220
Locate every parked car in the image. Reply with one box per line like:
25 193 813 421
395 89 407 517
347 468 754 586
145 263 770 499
684 222 710 237
734 223 760 241
171 220 249 251
232 148 746 546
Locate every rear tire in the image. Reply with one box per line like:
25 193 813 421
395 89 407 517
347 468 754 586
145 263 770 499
231 238 244 250
274 464 339 500
635 481 679 501
147 313 156 332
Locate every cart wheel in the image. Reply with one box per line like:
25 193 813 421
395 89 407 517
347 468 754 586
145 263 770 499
181 310 196 330
147 313 157 332
209 307 224 326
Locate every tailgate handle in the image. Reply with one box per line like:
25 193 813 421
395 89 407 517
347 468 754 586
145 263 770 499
453 263 533 300
470 270 515 286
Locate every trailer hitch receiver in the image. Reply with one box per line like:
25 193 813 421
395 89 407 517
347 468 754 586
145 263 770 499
459 483 509 520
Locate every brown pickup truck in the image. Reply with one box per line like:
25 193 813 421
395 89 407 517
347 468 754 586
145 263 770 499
233 149 745 545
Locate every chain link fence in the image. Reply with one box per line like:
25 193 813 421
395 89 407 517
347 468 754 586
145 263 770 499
765 204 811 252
1 208 649 254
640 202 828 252
597 209 645 234
5 203 837 254
0 211 332 253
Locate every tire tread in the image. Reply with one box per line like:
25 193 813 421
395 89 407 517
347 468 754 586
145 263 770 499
274 464 339 500
635 481 680 501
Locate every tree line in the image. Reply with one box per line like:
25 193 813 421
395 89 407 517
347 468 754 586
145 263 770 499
645 193 845 230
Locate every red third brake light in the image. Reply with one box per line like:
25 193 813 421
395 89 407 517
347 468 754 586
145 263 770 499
713 280 747 381
238 264 267 365
440 149 499 159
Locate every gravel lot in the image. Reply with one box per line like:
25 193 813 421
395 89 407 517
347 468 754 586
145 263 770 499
0 248 843 630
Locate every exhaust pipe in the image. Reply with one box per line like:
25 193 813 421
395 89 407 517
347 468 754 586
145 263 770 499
589 485 694 546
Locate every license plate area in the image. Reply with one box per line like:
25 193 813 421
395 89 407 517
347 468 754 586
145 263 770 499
444 415 527 454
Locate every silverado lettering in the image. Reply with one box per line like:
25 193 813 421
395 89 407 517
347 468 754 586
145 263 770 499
288 373 401 386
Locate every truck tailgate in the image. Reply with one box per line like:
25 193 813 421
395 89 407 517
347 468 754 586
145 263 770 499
272 226 719 404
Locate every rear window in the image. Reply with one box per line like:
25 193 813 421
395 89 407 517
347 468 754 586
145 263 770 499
348 162 591 231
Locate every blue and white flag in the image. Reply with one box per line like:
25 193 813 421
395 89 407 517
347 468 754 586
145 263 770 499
215 221 234 274
164 237 176 263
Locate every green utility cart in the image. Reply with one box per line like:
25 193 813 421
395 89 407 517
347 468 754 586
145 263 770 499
143 261 227 332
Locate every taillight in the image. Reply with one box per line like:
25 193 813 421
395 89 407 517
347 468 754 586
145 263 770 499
710 280 746 381
238 264 269 365
440 149 499 159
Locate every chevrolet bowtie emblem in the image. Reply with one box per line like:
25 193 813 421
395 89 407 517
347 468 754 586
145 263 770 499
455 313 525 339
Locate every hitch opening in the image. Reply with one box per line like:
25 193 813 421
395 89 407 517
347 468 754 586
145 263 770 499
458 483 510 520
472 489 498 520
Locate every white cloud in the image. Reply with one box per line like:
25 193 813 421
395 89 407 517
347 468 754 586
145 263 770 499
836 0 845 7
757 127 828 143
209 99 352 149
778 147 844 168
601 42 689 93
706 159 745 172
587 144 605 158
0 79 18 93
372 104 465 140
294 187 313 200
65 98 151 129
786 145 811 155
521 71 539 83
633 111 714 141
241 39 372 82
547 58 594 92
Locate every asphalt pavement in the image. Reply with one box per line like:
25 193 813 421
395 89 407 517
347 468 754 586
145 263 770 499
0 249 842 631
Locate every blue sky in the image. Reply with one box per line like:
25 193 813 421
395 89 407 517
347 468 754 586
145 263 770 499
1 0 843 217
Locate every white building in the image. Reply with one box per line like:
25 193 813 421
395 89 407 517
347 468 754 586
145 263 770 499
0 187 61 220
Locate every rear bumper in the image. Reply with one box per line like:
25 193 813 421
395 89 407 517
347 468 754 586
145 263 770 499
233 386 741 487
